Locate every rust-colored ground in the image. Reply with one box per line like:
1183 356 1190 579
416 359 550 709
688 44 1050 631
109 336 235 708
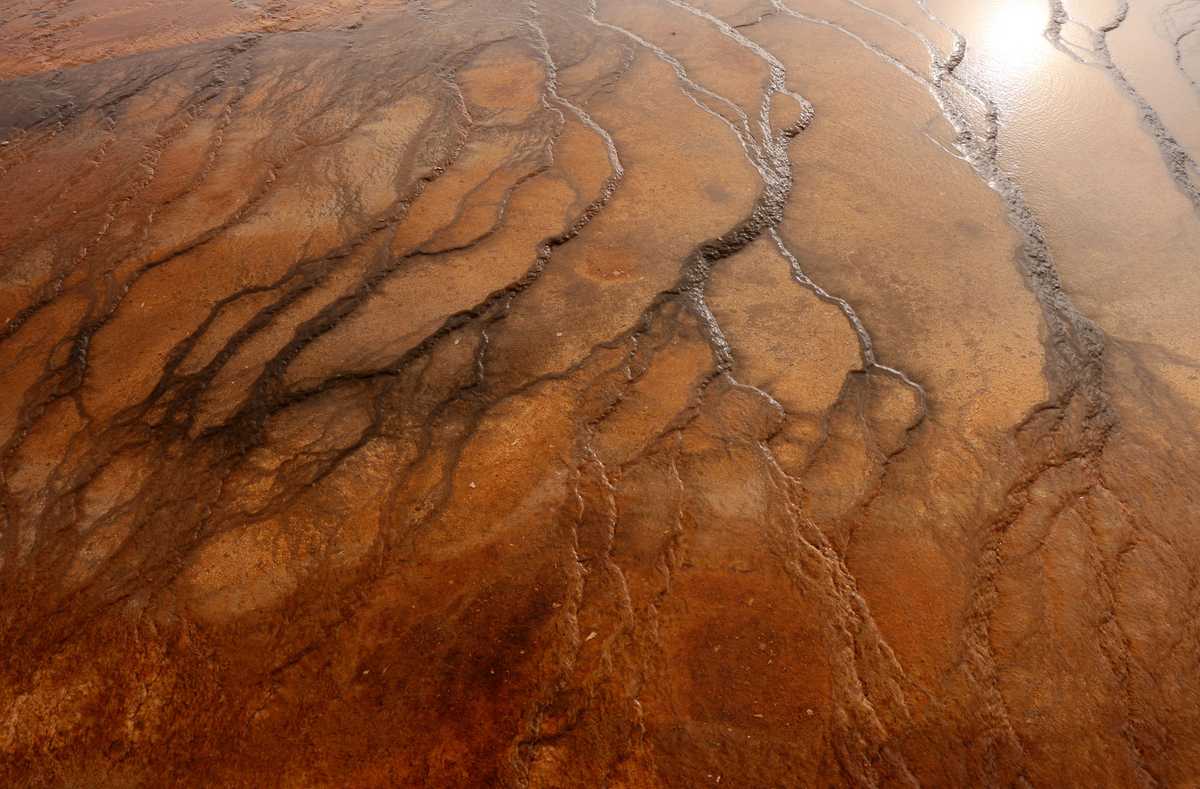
3 0 1200 785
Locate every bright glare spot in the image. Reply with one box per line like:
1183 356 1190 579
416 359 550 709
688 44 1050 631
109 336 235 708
982 0 1051 72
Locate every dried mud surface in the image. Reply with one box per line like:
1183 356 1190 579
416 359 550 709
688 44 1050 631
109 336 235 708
2 0 1200 785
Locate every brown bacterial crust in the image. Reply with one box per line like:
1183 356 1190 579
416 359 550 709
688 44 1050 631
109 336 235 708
2 0 1200 785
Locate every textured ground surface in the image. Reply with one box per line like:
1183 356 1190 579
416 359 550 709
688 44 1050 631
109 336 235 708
2 0 1200 785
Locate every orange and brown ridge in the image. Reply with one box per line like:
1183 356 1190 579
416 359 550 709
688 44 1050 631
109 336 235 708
3 0 1200 785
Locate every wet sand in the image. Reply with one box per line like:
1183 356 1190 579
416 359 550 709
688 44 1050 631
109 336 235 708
2 0 1200 785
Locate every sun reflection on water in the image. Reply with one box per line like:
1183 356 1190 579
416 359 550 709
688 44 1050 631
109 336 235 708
978 0 1054 77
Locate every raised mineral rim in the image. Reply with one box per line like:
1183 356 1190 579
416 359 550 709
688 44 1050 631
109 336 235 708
2 0 1200 785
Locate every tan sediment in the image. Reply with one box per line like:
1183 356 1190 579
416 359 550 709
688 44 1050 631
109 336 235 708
2 0 1200 785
